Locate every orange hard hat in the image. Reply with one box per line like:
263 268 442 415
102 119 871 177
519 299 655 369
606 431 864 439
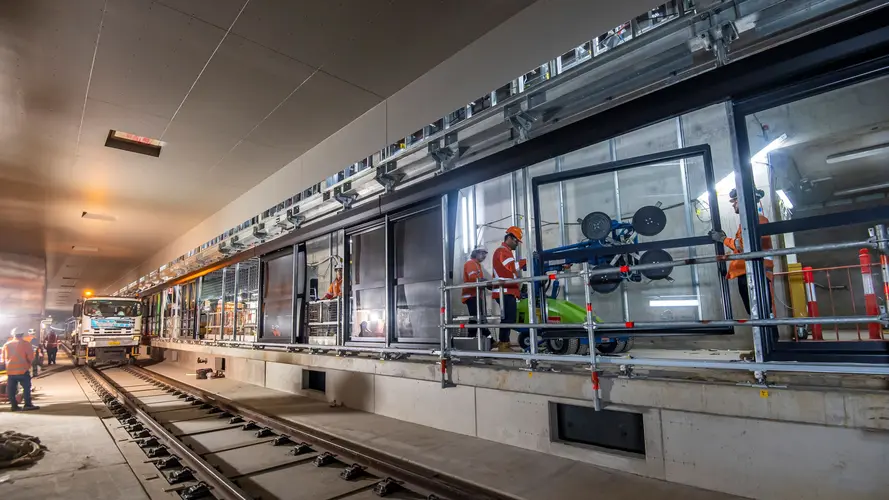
505 226 523 242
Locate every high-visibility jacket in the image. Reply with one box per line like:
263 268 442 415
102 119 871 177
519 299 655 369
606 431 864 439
45 332 58 348
461 259 486 303
23 334 39 352
724 215 774 280
492 243 521 299
2 339 35 375
324 277 343 299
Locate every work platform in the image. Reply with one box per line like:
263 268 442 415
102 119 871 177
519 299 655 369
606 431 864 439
0 349 735 499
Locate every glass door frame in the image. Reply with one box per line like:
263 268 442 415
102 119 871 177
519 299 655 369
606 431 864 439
731 55 889 363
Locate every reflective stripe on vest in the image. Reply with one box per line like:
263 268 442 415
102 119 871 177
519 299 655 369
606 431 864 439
3 340 33 375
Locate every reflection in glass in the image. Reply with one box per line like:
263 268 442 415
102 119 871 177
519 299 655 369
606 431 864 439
261 254 293 340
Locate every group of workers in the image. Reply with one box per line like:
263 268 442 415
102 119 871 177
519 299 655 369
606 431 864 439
461 225 525 352
1 327 57 412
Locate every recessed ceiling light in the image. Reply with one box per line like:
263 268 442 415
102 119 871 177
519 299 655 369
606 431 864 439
72 246 99 252
82 211 117 222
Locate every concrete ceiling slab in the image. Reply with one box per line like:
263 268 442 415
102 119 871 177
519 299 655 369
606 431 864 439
0 0 541 310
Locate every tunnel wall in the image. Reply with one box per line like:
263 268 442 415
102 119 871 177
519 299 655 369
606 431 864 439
154 341 889 499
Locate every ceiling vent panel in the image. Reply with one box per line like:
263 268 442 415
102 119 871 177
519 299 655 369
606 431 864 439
105 130 163 157
82 211 117 222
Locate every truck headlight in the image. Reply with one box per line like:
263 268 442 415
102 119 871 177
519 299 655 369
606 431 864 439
132 336 141 342
82 337 91 343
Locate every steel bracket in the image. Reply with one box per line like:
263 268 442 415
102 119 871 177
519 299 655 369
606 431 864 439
334 190 359 210
374 162 406 192
697 19 739 65
429 142 460 173
507 109 537 143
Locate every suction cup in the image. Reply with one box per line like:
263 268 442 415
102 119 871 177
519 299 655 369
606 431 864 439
588 264 622 294
632 205 667 236
639 249 674 280
581 212 613 241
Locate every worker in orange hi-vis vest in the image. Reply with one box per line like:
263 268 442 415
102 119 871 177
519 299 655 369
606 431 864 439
2 329 40 411
462 246 491 340
323 264 343 300
492 226 527 352
709 188 774 316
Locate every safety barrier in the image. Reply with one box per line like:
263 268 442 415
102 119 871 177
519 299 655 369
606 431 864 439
774 257 887 342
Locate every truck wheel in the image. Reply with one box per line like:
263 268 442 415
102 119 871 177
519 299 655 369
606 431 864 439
546 338 581 355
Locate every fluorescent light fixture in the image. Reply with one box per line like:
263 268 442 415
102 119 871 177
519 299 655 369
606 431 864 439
826 143 889 164
649 299 700 307
697 172 736 202
751 133 788 164
72 246 99 252
775 189 794 209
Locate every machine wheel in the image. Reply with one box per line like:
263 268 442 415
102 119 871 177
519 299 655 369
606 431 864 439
128 356 136 365
545 338 581 355
518 332 531 352
87 360 96 368
615 337 635 353
596 341 620 354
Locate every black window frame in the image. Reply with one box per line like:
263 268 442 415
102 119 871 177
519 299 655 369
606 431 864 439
732 56 889 363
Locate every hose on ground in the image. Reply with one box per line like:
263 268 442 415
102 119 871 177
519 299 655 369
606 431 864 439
0 431 48 468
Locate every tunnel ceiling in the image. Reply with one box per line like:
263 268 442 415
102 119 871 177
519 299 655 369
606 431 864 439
0 0 536 312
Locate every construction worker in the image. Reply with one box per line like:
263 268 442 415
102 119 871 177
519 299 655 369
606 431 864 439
492 226 526 352
323 264 343 300
2 329 40 411
23 328 41 377
44 328 59 365
710 188 774 315
462 246 491 339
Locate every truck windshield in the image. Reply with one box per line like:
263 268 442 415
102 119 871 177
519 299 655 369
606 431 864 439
83 300 142 317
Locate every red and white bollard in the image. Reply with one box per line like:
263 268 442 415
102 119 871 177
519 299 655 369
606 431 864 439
803 266 822 340
859 249 883 340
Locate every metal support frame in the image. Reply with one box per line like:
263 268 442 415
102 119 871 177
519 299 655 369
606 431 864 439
676 115 704 320
233 262 241 341
523 167 539 365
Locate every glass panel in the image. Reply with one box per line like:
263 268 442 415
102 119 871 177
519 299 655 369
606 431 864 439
261 253 293 341
394 209 442 341
236 259 260 341
743 74 889 344
395 282 440 341
199 270 224 340
306 233 343 345
222 266 236 338
180 281 197 338
352 228 386 288
351 288 386 339
349 227 386 342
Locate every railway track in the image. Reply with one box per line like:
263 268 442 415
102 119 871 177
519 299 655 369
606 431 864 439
80 364 508 500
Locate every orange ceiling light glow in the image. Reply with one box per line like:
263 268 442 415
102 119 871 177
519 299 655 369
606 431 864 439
83 290 93 297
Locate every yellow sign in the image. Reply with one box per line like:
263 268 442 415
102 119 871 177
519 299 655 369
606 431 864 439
759 389 769 398
108 340 121 346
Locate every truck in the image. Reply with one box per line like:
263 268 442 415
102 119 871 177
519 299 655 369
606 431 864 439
71 296 143 366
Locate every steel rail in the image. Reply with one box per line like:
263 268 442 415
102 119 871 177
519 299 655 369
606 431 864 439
125 365 511 500
83 365 252 500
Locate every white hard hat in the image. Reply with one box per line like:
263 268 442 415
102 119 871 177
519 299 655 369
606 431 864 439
12 328 23 337
470 246 488 258
27 328 35 334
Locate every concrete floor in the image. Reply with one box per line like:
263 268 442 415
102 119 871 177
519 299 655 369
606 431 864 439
145 361 742 500
0 355 149 500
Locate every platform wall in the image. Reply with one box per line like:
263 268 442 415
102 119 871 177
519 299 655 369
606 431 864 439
154 342 889 499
